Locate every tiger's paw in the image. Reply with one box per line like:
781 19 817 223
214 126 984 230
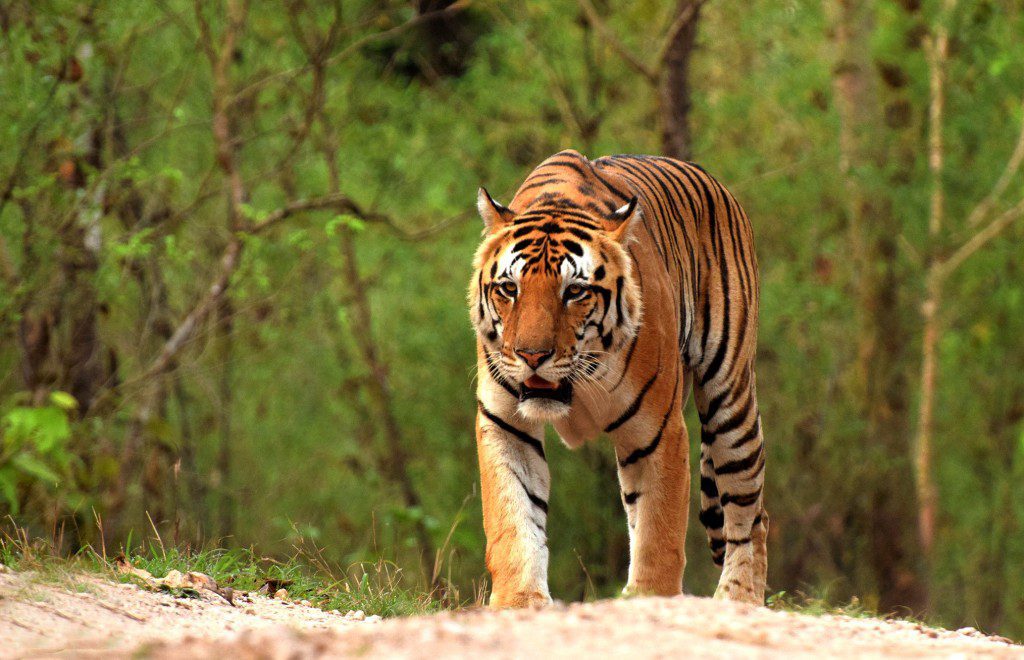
489 589 552 609
715 541 765 605
714 560 764 605
713 578 762 605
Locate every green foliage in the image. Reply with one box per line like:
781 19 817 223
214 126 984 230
0 393 78 512
1 0 1023 641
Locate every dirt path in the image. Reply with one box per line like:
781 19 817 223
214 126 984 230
1 567 1021 659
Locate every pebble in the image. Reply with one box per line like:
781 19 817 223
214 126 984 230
299 600 311 607
274 589 289 600
346 610 366 621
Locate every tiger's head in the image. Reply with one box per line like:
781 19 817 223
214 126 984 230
469 157 643 421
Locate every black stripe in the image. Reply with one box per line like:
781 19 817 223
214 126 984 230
721 489 761 507
619 376 680 467
726 537 751 545
711 403 752 437
611 332 640 391
518 177 565 192
477 402 546 461
511 471 548 514
699 506 724 529
715 445 763 475
700 475 720 498
486 356 520 399
623 491 640 505
604 370 658 432
591 161 633 200
701 388 729 426
729 417 761 450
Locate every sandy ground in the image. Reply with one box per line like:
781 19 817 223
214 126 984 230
1 566 1021 659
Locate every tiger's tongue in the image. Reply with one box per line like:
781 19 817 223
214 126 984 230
524 375 557 389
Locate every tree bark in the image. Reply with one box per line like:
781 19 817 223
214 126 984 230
915 5 953 577
831 0 923 611
216 295 235 539
658 0 702 160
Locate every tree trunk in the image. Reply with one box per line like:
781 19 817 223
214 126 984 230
216 296 235 539
658 0 702 161
831 0 923 611
915 275 940 562
915 10 952 582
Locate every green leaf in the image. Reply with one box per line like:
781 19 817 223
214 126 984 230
49 391 78 411
239 203 260 220
0 467 18 512
11 453 61 484
326 214 366 235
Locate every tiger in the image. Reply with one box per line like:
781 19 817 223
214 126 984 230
469 149 767 608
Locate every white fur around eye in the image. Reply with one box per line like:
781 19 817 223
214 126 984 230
559 248 594 293
495 243 527 282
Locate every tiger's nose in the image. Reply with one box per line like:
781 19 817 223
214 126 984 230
515 348 554 369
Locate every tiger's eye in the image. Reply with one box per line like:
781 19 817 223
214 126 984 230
500 281 517 297
565 283 586 299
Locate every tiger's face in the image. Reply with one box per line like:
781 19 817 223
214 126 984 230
470 189 643 421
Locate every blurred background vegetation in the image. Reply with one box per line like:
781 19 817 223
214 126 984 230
2 0 1023 638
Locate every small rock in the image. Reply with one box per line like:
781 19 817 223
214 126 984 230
346 610 366 621
956 627 980 637
0 564 10 574
329 609 341 615
366 615 382 623
274 588 289 600
299 599 312 607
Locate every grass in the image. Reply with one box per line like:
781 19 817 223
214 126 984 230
767 589 881 619
766 587 951 637
0 521 462 618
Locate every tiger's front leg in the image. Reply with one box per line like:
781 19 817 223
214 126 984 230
612 372 690 596
476 394 552 608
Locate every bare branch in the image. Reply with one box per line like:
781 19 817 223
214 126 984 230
231 1 472 102
253 192 468 240
653 0 705 70
192 0 217 64
576 0 658 83
139 238 242 382
966 97 1024 227
940 196 1024 278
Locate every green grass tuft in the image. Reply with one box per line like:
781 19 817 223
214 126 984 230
1 524 460 618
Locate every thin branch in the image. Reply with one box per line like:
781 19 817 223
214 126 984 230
485 5 587 138
966 97 1024 227
940 196 1024 278
192 0 217 64
253 192 468 240
576 0 658 83
653 0 706 70
231 1 472 102
138 238 242 382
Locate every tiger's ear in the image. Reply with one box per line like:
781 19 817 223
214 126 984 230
608 196 641 243
477 187 514 232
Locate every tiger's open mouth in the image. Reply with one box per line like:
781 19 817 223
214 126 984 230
519 376 573 404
